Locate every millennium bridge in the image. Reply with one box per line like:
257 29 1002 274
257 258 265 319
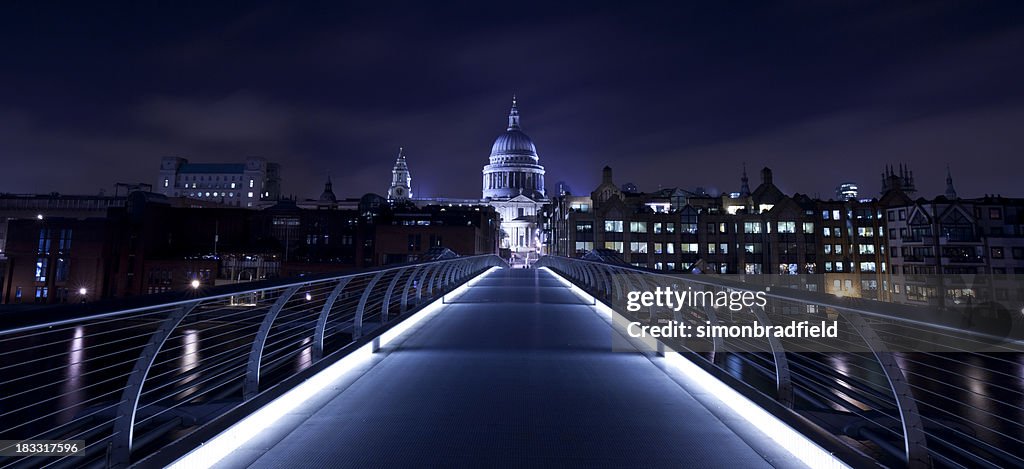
1 255 1022 468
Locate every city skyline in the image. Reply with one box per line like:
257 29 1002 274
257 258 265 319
1 2 1023 200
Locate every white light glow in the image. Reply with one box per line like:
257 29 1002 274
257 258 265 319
168 265 501 469
541 267 851 469
78 287 88 295
190 280 201 289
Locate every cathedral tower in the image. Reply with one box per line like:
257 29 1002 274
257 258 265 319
388 147 412 202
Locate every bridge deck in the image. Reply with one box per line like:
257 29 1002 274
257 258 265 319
229 269 784 468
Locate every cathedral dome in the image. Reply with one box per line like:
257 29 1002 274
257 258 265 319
490 129 537 159
482 97 546 201
488 97 538 163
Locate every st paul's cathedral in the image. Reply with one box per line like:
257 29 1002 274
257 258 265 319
386 98 548 263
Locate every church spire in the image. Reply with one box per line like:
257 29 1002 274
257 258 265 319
739 163 750 196
507 95 520 130
319 173 337 203
945 164 958 199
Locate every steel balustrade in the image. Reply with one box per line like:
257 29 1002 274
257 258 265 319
0 255 506 468
537 255 1024 469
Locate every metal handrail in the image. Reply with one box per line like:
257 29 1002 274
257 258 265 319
537 255 1024 469
0 255 507 468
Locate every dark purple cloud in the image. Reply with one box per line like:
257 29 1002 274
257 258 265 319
1 1 1022 200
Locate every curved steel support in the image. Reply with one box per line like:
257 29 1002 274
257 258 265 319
578 263 594 290
841 310 930 468
354 271 386 339
401 265 425 313
313 278 351 361
703 300 727 366
244 285 302 400
380 268 407 324
748 303 794 408
594 264 613 299
609 266 626 302
417 264 437 302
446 262 461 288
437 262 455 292
429 262 450 295
425 263 441 296
111 301 200 467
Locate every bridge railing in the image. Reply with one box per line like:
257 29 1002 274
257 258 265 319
0 255 507 468
537 255 1024 469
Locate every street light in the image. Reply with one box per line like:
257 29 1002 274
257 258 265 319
191 279 201 289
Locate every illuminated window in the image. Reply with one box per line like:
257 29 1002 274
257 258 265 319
249 179 255 188
629 222 647 233
163 178 169 188
604 220 623 233
248 192 254 198
629 242 647 254
777 221 795 233
35 257 48 282
604 241 623 253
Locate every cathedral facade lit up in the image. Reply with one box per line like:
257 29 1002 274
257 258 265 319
386 97 548 263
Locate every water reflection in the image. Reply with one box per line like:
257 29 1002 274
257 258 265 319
297 337 312 371
57 326 85 423
176 330 201 399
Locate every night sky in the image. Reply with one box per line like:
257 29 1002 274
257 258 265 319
1 1 1023 200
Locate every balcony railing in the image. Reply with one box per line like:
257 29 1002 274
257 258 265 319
947 256 986 264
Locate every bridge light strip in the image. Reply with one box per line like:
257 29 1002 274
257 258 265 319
167 266 501 469
540 267 851 469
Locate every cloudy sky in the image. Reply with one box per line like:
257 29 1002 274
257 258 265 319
1 1 1022 200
